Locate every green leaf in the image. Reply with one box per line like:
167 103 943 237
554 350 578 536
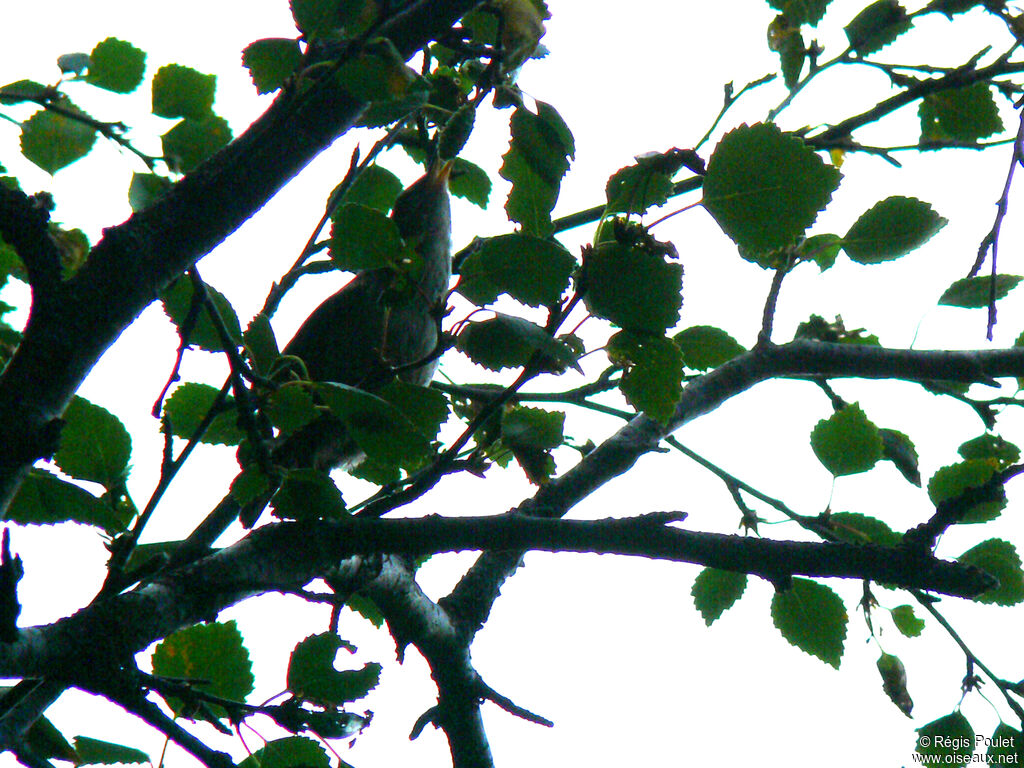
378 379 449 442
329 203 411 271
501 406 565 450
5 468 121 531
608 331 684 423
925 0 983 16
316 382 433 468
152 64 215 119
238 737 330 768
160 277 242 352
20 106 97 174
582 241 683 333
799 233 843 270
73 736 150 765
161 114 232 173
266 382 318 435
331 164 402 213
842 196 946 264
605 161 674 216
54 396 131 488
244 312 280 375
920 83 1002 143
449 157 492 208
127 172 172 212
877 653 913 717
702 122 840 255
958 539 1024 605
771 578 847 668
880 428 921 486
164 382 244 445
86 38 146 93
500 101 575 235
271 469 346 520
939 275 1023 308
891 604 925 637
287 633 381 706
339 45 430 127
242 38 303 95
959 433 1020 466
673 325 745 371
291 0 345 39
12 709 78 763
845 0 913 56
916 712 974 765
928 460 1005 524
828 512 900 547
987 724 1022 764
768 0 830 25
810 403 883 477
458 233 575 307
691 568 747 626
0 79 48 105
151 620 254 718
457 314 579 372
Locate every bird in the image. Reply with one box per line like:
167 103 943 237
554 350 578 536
174 160 452 561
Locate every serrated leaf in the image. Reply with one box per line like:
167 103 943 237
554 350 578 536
74 736 150 765
330 164 402 214
959 433 1020 465
845 0 913 55
877 653 913 716
127 172 172 212
271 468 346 520
55 396 131 488
928 460 1005 524
703 122 840 255
316 382 432 468
582 241 682 333
160 277 242 352
152 64 215 119
880 428 921 486
164 382 244 445
378 379 449 441
768 0 830 25
266 382 318 435
20 106 97 174
87 38 146 93
799 233 842 270
457 233 574 307
457 314 578 372
5 468 120 531
244 312 280 376
673 325 745 371
987 724 1022 764
842 196 946 263
449 157 491 208
691 568 747 626
151 620 254 718
916 712 974 764
891 604 925 637
920 82 1002 143
329 203 409 271
608 331 683 423
958 539 1024 605
771 578 848 668
605 162 674 216
810 403 882 477
828 512 900 547
502 406 564 484
242 38 303 95
500 102 574 235
939 275 1023 308
239 736 330 768
287 633 381 706
161 115 232 173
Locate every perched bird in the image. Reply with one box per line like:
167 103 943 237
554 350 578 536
177 161 452 558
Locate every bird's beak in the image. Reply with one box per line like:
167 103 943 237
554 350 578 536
430 158 454 188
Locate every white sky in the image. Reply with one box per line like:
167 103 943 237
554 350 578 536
3 1 1024 766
